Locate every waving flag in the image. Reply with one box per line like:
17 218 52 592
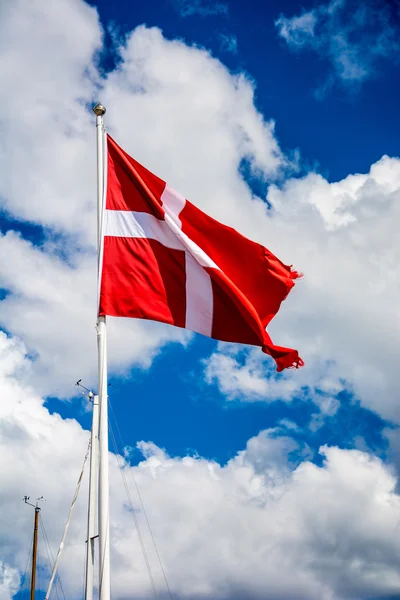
99 134 303 372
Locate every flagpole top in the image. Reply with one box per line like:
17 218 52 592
93 102 106 117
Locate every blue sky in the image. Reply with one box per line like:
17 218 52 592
2 0 400 598
90 0 400 182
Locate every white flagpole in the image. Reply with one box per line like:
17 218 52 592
93 102 111 600
84 393 99 600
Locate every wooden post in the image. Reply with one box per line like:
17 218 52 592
24 497 42 600
30 505 40 600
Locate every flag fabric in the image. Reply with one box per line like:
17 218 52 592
99 134 303 372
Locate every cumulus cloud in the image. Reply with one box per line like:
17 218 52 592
204 153 400 422
0 0 101 236
0 562 19 600
0 332 89 599
265 155 400 421
0 231 188 397
2 332 400 600
275 0 399 94
204 343 342 433
0 4 283 395
204 343 342 408
101 25 283 214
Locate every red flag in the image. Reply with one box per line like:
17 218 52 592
100 135 303 372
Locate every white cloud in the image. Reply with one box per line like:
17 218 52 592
261 155 400 422
202 152 400 422
105 439 400 600
172 0 228 18
204 343 342 431
0 0 101 237
219 32 238 54
101 25 283 213
0 562 19 600
0 4 283 397
2 333 400 600
0 231 188 397
276 11 317 47
0 331 89 599
209 153 400 421
276 0 399 93
204 344 305 401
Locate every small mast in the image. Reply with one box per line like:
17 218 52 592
24 496 43 600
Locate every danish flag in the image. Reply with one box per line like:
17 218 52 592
99 135 303 372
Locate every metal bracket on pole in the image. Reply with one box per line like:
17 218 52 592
76 379 94 396
24 496 44 510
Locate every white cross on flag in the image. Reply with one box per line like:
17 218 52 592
99 135 303 372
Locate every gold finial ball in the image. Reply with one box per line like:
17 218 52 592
93 102 106 116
